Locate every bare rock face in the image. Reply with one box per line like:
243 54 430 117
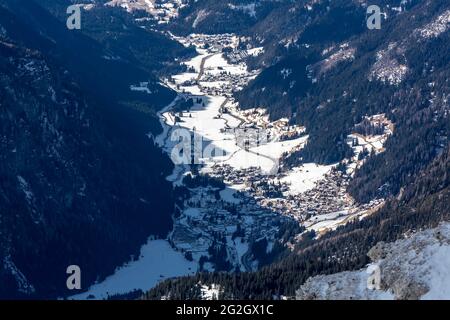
367 241 388 261
296 270 393 300
297 223 450 300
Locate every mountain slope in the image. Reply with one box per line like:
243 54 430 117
296 222 450 300
235 0 450 200
0 0 184 298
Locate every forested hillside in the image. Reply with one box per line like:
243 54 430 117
1 0 448 300
162 0 288 35
0 0 189 298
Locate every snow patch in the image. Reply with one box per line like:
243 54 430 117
70 239 196 300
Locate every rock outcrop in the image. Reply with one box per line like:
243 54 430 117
296 223 450 300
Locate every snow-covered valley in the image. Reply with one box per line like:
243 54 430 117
3 0 450 302
71 33 390 300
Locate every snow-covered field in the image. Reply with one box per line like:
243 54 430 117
203 53 247 76
278 163 333 196
346 114 393 176
70 239 196 300
304 210 352 234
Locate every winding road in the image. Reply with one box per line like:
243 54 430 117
196 53 214 81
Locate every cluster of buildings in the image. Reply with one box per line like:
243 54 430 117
169 180 287 272
164 32 388 271
199 70 259 98
209 162 385 237
209 165 352 222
